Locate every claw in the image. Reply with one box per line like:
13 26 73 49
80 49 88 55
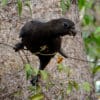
30 76 39 86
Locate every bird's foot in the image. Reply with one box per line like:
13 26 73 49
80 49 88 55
30 76 39 86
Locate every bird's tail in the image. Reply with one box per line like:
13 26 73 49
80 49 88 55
13 42 24 52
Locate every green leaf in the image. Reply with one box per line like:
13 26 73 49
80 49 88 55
92 66 100 75
25 64 33 80
40 70 48 80
85 0 93 9
82 82 91 92
84 33 100 58
83 15 94 25
30 93 44 100
94 27 100 34
78 0 86 10
92 27 100 48
66 83 73 94
93 36 100 46
1 0 8 6
32 68 39 76
25 0 32 16
28 85 42 94
17 0 22 16
60 0 70 14
73 81 79 90
57 63 64 72
28 86 36 92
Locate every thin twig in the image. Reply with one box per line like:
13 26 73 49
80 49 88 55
66 56 96 63
0 42 99 63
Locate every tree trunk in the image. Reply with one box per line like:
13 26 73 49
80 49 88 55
0 0 95 100
44 0 96 99
61 0 96 99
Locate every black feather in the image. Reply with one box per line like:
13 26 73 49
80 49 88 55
14 18 76 85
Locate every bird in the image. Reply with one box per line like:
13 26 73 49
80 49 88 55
14 18 76 85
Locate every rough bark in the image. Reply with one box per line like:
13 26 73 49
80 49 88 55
0 0 95 100
62 0 96 99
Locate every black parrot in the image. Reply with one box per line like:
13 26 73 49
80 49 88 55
14 18 76 85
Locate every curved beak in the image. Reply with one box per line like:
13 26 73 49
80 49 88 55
70 28 76 36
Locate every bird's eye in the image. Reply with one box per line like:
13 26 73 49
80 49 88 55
63 22 69 28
